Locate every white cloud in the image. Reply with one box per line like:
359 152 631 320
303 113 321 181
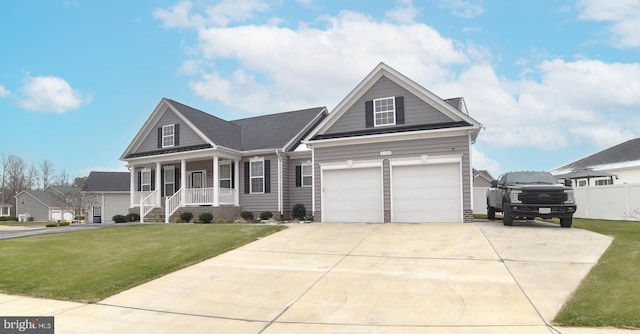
0 85 9 98
184 10 470 113
156 1 640 153
577 0 640 48
385 0 419 24
472 147 501 176
154 0 269 28
17 75 92 113
437 0 485 19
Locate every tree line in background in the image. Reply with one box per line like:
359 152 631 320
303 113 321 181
0 153 87 211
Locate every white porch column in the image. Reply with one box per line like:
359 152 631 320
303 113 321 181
155 162 162 206
181 159 187 206
234 159 240 206
213 156 219 206
129 165 135 208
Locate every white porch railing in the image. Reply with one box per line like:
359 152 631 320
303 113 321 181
134 191 153 206
140 189 159 224
165 188 183 224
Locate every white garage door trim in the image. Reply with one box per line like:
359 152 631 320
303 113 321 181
390 154 463 223
321 160 383 223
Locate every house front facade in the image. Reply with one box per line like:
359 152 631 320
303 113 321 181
121 63 482 223
15 186 80 222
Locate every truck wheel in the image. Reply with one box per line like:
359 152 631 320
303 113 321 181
503 203 513 226
560 217 572 228
487 207 496 220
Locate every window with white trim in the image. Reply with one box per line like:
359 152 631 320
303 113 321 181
164 166 175 196
162 124 175 147
302 164 312 187
250 160 264 194
595 179 613 186
141 169 152 191
220 163 232 189
374 97 396 127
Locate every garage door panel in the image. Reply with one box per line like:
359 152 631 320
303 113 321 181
323 167 382 223
392 163 461 223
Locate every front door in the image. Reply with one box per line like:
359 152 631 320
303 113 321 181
93 206 102 224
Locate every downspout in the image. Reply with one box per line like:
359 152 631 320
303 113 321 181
276 150 283 217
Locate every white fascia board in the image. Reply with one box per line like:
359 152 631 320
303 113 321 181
166 103 217 147
120 98 170 160
307 126 479 148
283 107 328 151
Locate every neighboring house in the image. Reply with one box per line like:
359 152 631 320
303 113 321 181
473 169 494 188
551 137 640 186
82 171 131 223
15 186 81 222
0 201 11 217
121 62 482 223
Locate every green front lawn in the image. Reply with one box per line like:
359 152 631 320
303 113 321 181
554 218 640 329
0 224 286 302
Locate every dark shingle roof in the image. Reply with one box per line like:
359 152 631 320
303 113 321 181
554 138 640 171
166 99 243 150
23 190 71 208
82 172 130 192
166 99 325 151
231 107 326 151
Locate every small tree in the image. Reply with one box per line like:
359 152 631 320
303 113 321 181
292 203 306 220
199 212 213 223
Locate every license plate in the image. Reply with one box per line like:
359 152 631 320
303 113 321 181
539 208 551 214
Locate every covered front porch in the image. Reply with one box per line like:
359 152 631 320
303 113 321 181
128 154 240 223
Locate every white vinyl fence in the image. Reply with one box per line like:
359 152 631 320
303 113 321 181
472 183 640 221
573 183 640 221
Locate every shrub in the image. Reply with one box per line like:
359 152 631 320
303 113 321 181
126 213 140 222
59 221 71 226
215 218 228 224
179 212 193 223
292 203 306 220
174 217 183 224
75 216 85 221
0 216 17 222
112 215 127 223
240 211 254 221
260 211 273 220
45 223 58 227
199 212 213 223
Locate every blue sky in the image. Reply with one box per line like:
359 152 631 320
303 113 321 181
1 0 639 181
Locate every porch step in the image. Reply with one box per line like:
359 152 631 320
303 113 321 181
143 208 166 223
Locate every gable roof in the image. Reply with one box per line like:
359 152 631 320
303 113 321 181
121 98 327 160
306 62 482 142
551 138 640 174
473 169 494 182
82 172 130 192
17 187 80 209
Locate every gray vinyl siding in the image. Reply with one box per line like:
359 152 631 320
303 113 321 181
239 154 279 212
289 157 313 213
313 136 472 214
16 194 50 221
89 193 129 223
325 76 454 135
135 107 207 154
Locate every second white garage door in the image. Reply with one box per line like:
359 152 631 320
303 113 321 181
323 167 383 223
392 163 461 223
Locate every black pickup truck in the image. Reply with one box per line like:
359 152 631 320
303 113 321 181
486 171 577 227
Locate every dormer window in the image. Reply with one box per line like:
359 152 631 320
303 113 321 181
374 97 396 127
162 124 175 147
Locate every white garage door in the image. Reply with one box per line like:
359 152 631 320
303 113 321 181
392 163 461 223
323 167 383 223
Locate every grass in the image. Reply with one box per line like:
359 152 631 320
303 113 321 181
0 221 51 227
554 218 640 329
0 224 286 302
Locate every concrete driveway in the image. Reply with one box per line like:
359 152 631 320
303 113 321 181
0 221 634 333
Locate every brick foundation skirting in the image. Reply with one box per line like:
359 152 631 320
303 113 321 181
463 209 474 223
171 206 242 223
